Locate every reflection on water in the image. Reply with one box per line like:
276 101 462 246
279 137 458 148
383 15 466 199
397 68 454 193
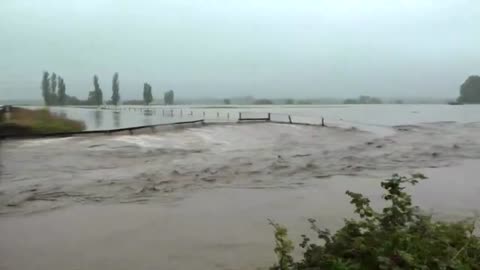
93 110 103 128
143 112 152 126
113 111 121 128
57 111 67 118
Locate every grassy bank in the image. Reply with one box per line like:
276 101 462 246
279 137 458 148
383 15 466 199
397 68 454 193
0 107 85 136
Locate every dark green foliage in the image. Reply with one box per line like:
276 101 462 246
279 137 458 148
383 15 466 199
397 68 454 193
49 73 58 105
254 99 274 105
123 99 144 105
285 99 295 105
41 71 70 106
143 83 153 105
296 100 313 105
224 98 231 105
88 75 103 106
41 71 50 106
270 174 480 270
164 90 174 105
65 95 83 105
344 96 382 104
458 75 480 103
111 72 120 106
57 77 66 106
270 219 295 270
50 72 57 96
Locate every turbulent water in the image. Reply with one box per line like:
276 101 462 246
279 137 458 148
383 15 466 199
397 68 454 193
2 121 480 215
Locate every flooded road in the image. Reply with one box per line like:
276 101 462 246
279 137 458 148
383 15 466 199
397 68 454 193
1 121 480 269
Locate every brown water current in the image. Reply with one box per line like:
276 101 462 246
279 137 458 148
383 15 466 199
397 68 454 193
1 122 480 269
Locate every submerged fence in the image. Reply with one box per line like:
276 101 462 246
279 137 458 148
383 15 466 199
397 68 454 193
0 119 206 139
238 112 325 127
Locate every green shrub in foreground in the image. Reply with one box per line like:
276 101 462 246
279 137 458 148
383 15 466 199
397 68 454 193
270 174 480 270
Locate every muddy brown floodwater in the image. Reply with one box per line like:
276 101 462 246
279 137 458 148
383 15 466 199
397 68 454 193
1 122 480 270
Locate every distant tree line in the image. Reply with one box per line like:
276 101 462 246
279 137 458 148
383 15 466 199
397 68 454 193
344 96 383 104
111 72 120 105
42 71 106 106
254 99 274 105
164 90 174 105
143 83 153 105
41 72 67 106
40 72 175 106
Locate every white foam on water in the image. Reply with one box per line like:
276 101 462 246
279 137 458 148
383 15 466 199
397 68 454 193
189 127 232 148
15 137 73 148
112 134 172 149
328 119 396 137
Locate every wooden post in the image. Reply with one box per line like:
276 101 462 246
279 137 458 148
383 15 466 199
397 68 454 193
288 115 292 124
203 111 205 117
268 113 271 121
239 112 242 120
129 129 133 135
321 117 325 127
180 110 183 117
227 113 230 119
217 112 219 118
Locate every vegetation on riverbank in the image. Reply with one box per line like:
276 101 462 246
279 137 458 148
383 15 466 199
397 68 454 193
0 107 85 136
270 174 480 270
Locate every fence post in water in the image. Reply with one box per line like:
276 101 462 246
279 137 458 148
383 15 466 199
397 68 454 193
239 112 242 120
217 112 219 118
227 113 230 120
268 113 271 121
288 115 292 124
203 111 205 117
180 110 183 117
321 117 325 127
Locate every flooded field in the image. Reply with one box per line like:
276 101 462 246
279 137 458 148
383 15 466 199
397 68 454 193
2 105 480 269
45 104 480 131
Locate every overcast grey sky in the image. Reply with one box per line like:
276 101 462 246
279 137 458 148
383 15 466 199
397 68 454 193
0 0 478 100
